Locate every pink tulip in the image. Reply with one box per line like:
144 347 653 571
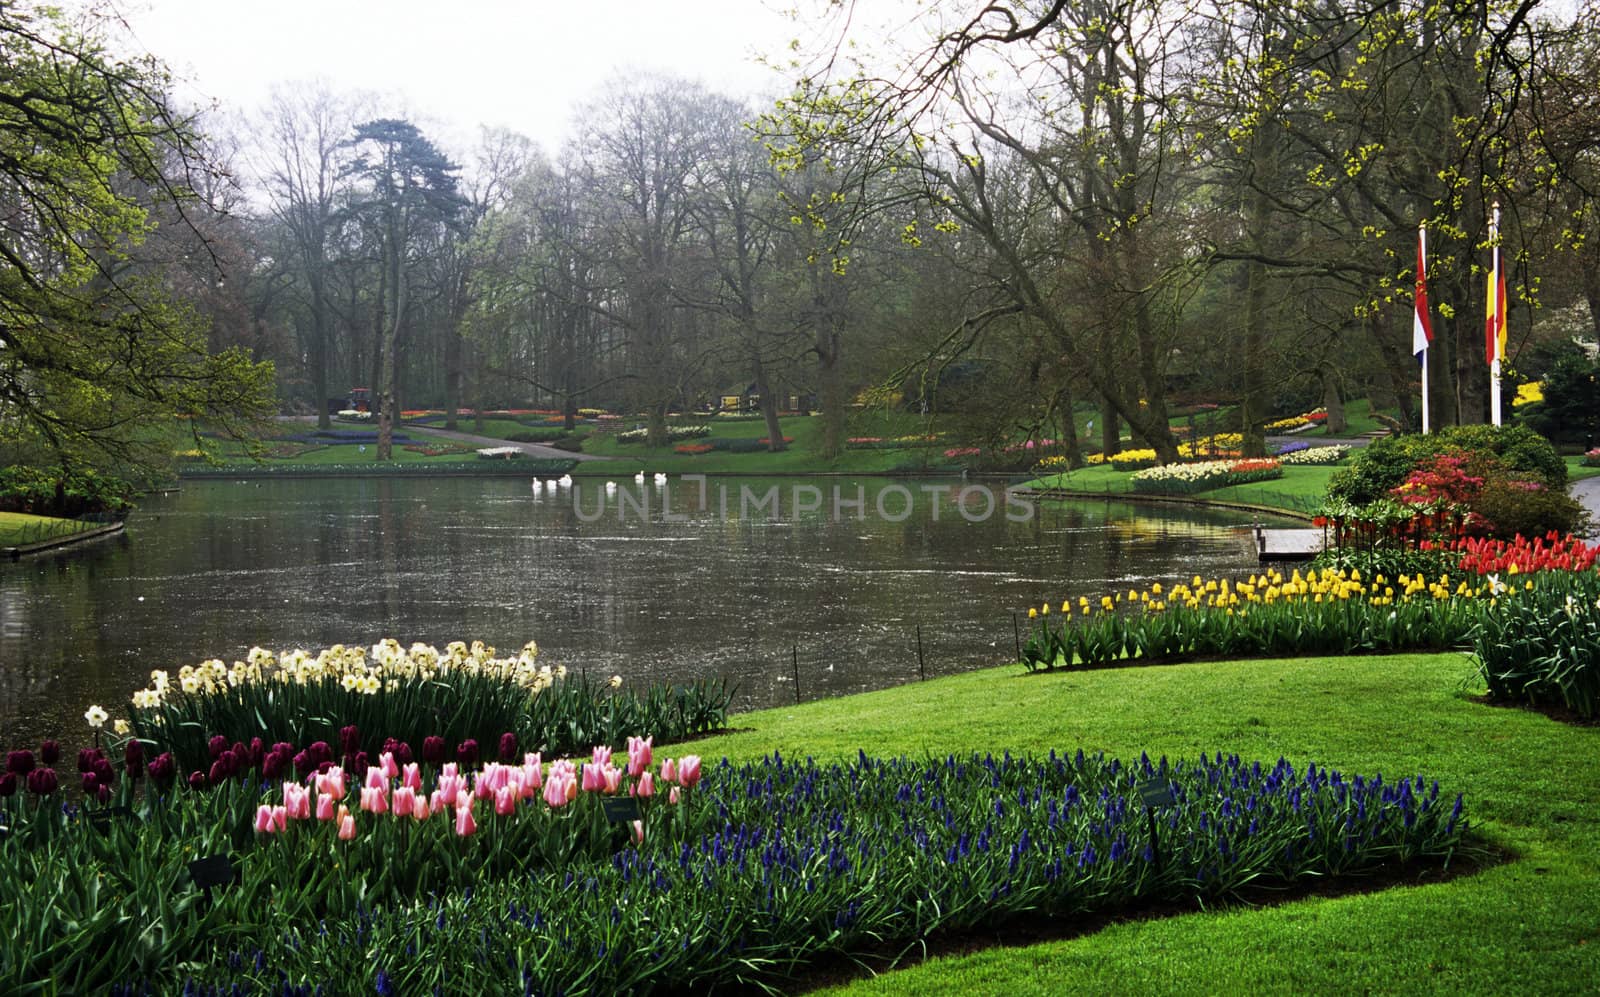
542 773 571 809
316 793 335 821
661 759 677 784
364 767 386 791
284 783 312 820
392 785 416 818
379 751 399 780
430 788 450 814
359 785 388 815
678 755 702 788
402 762 421 791
581 763 604 793
338 813 356 840
601 766 623 794
254 804 275 833
668 786 680 805
633 771 655 798
523 752 542 770
591 745 612 768
316 766 347 800
271 805 287 832
632 819 644 843
441 762 458 781
626 736 653 777
494 785 516 816
520 762 542 792
411 794 431 821
455 799 477 836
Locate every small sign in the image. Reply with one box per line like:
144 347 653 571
1137 779 1176 808
600 796 641 824
188 853 235 892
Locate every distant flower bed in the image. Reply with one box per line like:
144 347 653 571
1033 454 1069 473
617 425 711 444
1280 445 1348 466
1584 447 1600 468
675 443 714 454
1131 458 1283 494
335 409 371 421
476 447 524 460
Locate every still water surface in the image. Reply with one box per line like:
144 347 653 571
0 476 1284 746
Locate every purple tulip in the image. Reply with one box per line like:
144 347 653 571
498 733 517 763
340 725 361 758
5 750 35 775
207 735 228 759
292 751 314 780
39 740 60 766
456 739 479 766
208 759 228 786
381 736 401 758
248 738 265 769
351 751 370 779
422 736 446 765
394 741 413 766
187 770 207 791
77 748 100 773
26 768 58 796
94 784 111 804
308 741 333 765
147 752 176 787
0 772 15 796
124 740 146 778
262 751 286 781
82 771 99 794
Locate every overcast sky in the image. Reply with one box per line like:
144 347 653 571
103 0 826 154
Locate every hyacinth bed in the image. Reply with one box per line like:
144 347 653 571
0 745 1465 993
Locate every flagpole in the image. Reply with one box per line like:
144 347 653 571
1490 201 1503 427
1419 222 1430 435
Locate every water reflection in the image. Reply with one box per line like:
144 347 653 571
0 477 1282 746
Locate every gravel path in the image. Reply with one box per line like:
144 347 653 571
1570 475 1600 535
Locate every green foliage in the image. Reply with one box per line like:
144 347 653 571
0 748 1463 993
1327 426 1566 506
1311 545 1458 580
1470 477 1585 539
1473 572 1600 719
0 464 134 517
1519 348 1600 445
0 8 277 476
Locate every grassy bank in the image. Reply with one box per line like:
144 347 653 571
1027 463 1340 518
0 510 98 547
687 651 1597 995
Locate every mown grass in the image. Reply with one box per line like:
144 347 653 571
573 414 961 476
1564 455 1600 482
686 652 1599 995
0 510 96 547
1027 463 1342 518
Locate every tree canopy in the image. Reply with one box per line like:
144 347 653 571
0 2 275 481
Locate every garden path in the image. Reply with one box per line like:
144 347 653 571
1570 476 1600 535
403 425 611 462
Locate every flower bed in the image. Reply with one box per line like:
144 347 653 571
617 425 710 444
1130 458 1283 495
475 446 524 460
1280 445 1348 465
1021 565 1483 669
1585 447 1600 468
121 640 730 772
674 443 714 454
0 745 1465 993
1473 570 1600 719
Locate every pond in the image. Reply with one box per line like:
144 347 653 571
0 476 1291 747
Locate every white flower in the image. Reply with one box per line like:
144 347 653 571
84 704 109 728
608 675 623 689
113 719 130 736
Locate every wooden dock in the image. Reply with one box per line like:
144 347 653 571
1254 527 1326 562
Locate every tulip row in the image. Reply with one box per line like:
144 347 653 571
30 749 1461 994
1021 566 1489 669
1130 458 1283 495
115 639 730 772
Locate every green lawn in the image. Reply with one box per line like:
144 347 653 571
1304 397 1400 438
0 510 95 547
684 652 1599 995
572 413 961 476
1565 455 1600 482
1027 462 1343 517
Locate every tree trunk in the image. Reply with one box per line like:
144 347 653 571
754 357 785 452
1056 384 1081 466
377 211 406 462
1320 365 1347 434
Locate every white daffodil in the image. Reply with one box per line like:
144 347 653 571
84 704 109 728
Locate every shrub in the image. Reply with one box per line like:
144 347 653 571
1469 477 1584 538
0 465 135 517
1327 426 1564 505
